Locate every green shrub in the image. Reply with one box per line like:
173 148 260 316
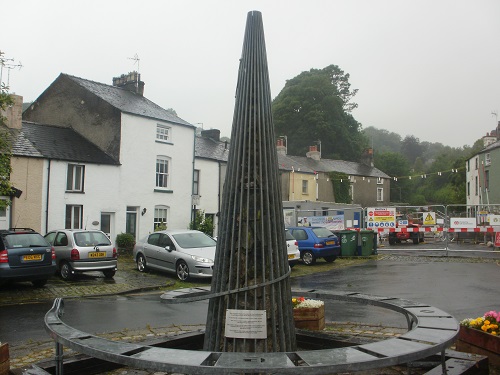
115 233 136 251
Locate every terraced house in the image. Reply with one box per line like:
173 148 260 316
3 72 196 242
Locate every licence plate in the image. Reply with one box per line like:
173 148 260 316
288 254 295 259
326 241 335 245
23 254 42 261
89 252 106 258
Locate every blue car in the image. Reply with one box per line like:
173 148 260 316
286 226 341 265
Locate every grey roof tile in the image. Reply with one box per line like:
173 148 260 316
65 74 194 128
195 136 229 162
278 155 390 178
10 122 118 165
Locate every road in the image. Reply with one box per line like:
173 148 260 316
1 252 498 348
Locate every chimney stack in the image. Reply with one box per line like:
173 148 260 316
360 148 374 167
276 138 286 155
1 94 23 129
306 145 321 160
201 129 220 141
112 71 145 96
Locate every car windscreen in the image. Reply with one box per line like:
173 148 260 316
4 233 50 248
172 232 216 249
74 232 111 247
312 227 337 239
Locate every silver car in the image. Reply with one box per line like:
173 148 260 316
286 229 300 268
44 229 117 280
133 229 216 281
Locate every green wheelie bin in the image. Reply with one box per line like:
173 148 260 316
337 230 358 257
359 230 375 256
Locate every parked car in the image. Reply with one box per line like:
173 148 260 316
44 229 117 280
0 228 56 287
286 226 341 265
133 229 216 281
285 229 300 268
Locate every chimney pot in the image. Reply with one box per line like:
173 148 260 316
112 71 144 96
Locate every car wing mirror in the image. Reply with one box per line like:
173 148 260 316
165 245 172 252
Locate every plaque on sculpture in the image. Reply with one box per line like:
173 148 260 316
224 309 267 339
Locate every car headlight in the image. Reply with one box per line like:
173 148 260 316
191 255 213 263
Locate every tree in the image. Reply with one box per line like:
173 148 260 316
272 65 368 161
189 210 214 237
0 83 14 210
374 152 411 203
400 135 425 166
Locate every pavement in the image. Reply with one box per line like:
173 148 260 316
1 253 499 375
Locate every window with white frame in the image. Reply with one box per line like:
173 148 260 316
475 176 478 196
302 180 308 194
475 157 478 170
485 153 491 166
66 164 85 192
156 156 171 188
154 205 169 230
377 187 383 202
156 124 171 142
193 169 200 196
377 177 383 185
467 182 470 196
65 205 83 229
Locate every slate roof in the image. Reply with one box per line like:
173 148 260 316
7 122 119 165
195 137 390 179
64 74 194 128
195 135 229 162
277 154 390 178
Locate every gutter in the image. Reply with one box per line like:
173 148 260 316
45 159 51 234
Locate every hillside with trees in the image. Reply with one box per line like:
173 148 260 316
272 64 485 206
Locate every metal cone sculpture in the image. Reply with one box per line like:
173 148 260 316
204 11 297 353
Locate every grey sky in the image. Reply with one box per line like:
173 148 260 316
3 0 500 148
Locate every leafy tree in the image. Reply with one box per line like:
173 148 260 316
272 65 368 161
400 135 425 166
374 152 411 203
189 210 214 237
363 126 402 154
0 83 14 210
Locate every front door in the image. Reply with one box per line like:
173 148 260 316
0 200 9 230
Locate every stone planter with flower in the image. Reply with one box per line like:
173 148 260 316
457 310 500 366
292 297 325 330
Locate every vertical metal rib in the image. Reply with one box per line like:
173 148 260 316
204 10 297 353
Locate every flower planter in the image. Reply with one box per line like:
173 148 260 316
0 343 9 375
293 305 325 330
456 326 500 366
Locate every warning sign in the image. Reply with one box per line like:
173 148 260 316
423 212 436 225
366 207 396 228
495 232 500 248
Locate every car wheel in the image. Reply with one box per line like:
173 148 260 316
176 260 190 281
323 256 336 263
388 237 396 245
103 269 116 279
32 279 47 287
136 254 147 272
60 262 74 280
302 251 316 266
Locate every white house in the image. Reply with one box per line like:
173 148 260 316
5 72 196 243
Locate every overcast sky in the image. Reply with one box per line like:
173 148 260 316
3 0 500 148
